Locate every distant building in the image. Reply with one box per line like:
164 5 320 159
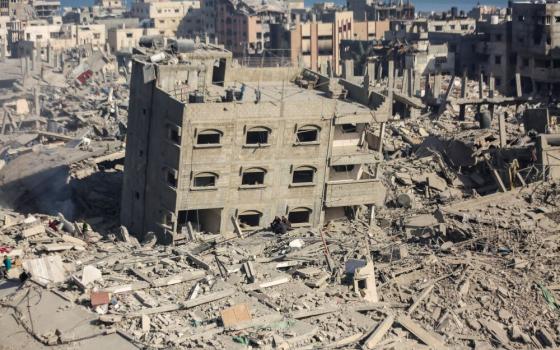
510 1 560 95
130 0 200 37
272 11 389 74
33 0 61 19
347 0 414 21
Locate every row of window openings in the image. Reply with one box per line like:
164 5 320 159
184 167 316 189
171 165 356 190
170 124 358 146
169 208 313 229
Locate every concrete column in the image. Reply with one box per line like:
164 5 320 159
413 70 420 97
498 113 507 148
31 50 36 71
387 60 394 90
515 72 522 97
0 40 5 62
489 74 495 98
367 62 375 83
106 42 111 55
24 56 30 77
377 122 386 153
434 74 441 99
342 60 354 79
320 62 327 75
34 87 40 116
478 73 484 99
459 69 467 121
406 68 413 97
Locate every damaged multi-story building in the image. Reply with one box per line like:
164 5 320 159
120 41 389 242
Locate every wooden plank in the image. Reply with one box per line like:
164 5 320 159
152 270 205 287
407 284 434 315
244 276 291 291
291 306 340 319
363 314 395 349
396 315 446 349
127 289 235 317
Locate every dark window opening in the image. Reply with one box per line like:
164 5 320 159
288 209 311 224
212 58 226 86
167 170 177 187
296 129 318 143
293 169 314 184
194 174 216 187
333 165 355 172
238 212 260 227
246 130 269 144
242 170 265 185
197 132 221 144
341 124 357 133
169 128 180 144
495 55 501 65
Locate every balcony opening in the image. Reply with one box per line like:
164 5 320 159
197 129 222 145
178 208 222 234
238 210 261 227
288 207 311 224
333 165 355 172
193 172 217 188
212 58 226 86
341 123 357 133
166 168 178 187
241 168 265 186
292 166 315 184
246 127 269 145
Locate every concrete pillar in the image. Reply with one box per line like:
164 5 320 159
377 122 386 153
24 56 30 77
498 113 507 148
31 49 36 71
489 74 495 98
320 62 327 75
413 70 420 97
342 60 354 79
478 73 484 99
459 69 467 121
515 72 522 97
434 74 441 99
367 62 375 83
34 87 40 116
0 40 5 62
387 60 394 90
106 42 111 55
406 68 413 97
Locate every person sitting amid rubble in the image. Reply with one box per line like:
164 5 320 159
270 216 287 235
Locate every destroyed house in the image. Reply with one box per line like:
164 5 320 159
121 43 389 242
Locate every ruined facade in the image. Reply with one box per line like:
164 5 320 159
121 44 388 241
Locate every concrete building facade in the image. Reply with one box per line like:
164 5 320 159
130 0 200 37
285 12 389 74
121 44 388 242
347 0 414 21
511 1 560 95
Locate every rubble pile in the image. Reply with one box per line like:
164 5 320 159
0 174 558 349
0 46 127 223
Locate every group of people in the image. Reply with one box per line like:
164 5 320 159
270 216 291 235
